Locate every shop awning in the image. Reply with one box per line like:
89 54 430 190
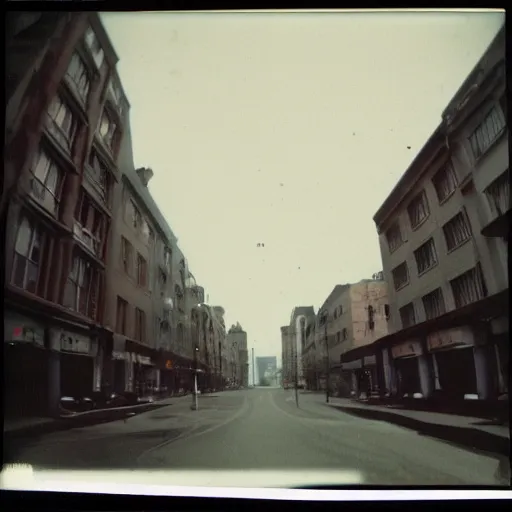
126 338 157 361
156 349 195 370
340 289 509 363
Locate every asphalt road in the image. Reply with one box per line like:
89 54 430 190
4 388 506 486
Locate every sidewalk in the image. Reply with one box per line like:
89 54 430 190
3 393 194 439
325 396 510 457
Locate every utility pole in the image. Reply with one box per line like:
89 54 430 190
252 347 255 386
324 318 330 403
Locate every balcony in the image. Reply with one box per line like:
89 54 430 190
72 221 100 258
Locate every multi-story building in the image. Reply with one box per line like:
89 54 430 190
227 323 249 388
281 307 316 388
256 356 277 385
367 25 508 403
281 326 293 387
4 13 231 420
4 13 123 417
308 280 389 396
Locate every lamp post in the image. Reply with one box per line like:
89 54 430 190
319 309 331 404
191 345 200 410
294 314 307 408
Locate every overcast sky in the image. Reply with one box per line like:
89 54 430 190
101 10 504 365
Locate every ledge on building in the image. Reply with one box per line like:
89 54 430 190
481 210 510 238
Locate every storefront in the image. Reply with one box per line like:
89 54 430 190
362 355 378 395
391 340 424 398
427 327 479 400
340 359 363 397
51 328 97 399
4 311 49 418
111 334 129 394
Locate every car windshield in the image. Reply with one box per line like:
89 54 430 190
3 9 509 494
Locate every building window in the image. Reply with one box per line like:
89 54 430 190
159 270 167 290
177 323 185 346
63 255 97 318
175 285 184 311
422 288 446 320
121 236 132 274
385 222 404 253
469 106 506 160
432 163 458 203
368 305 375 330
392 261 409 290
164 247 172 268
341 328 348 341
407 191 430 229
414 238 438 275
126 199 142 230
136 253 147 287
116 296 128 335
98 109 119 153
29 148 63 216
450 264 487 308
384 304 390 320
11 217 42 294
87 150 109 203
46 95 77 151
84 27 105 69
135 308 146 342
443 211 472 251
65 52 90 104
484 170 510 217
74 192 104 257
141 219 152 244
399 303 416 329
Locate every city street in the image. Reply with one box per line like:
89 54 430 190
4 388 506 486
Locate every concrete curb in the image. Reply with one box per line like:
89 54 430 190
4 402 170 441
330 404 510 457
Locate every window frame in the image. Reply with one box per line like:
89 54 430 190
432 162 458 204
422 287 446 321
87 148 110 204
385 221 404 253
11 216 44 294
413 237 438 276
98 106 120 155
399 302 416 329
65 51 91 105
407 190 430 230
29 146 65 216
468 105 506 161
116 296 128 335
450 264 488 309
84 26 105 69
443 210 472 253
391 261 409 291
135 308 146 342
136 252 147 287
46 94 78 152
63 253 97 318
120 236 132 274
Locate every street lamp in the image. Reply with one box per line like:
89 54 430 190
294 314 307 408
319 309 331 403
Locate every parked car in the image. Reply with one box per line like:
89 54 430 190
59 395 95 413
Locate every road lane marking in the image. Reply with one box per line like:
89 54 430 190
136 395 250 465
